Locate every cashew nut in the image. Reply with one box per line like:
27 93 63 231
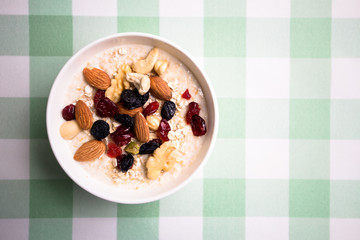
154 60 168 76
132 48 159 74
146 115 161 131
126 73 150 95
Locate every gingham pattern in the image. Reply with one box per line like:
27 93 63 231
1 0 360 239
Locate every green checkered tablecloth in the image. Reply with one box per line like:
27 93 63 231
1 0 360 239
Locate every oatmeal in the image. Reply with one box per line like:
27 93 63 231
59 45 208 187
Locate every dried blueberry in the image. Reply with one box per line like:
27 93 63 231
139 139 162 154
120 89 149 110
116 154 134 172
114 113 134 128
90 120 110 140
161 101 176 120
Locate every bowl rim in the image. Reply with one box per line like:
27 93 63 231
46 32 218 204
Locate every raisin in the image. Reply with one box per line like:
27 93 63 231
139 139 162 154
181 89 191 100
157 119 171 142
116 154 134 172
94 89 105 107
107 142 122 158
96 97 119 118
191 114 207 136
114 113 134 128
186 102 200 124
120 89 149 110
124 142 140 154
161 101 176 120
90 120 110 140
62 104 75 121
143 101 159 117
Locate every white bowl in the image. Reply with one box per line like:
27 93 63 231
46 33 218 204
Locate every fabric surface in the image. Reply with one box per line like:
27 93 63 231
1 0 360 239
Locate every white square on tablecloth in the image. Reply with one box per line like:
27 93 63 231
246 0 290 18
330 219 360 240
332 0 360 18
72 218 117 240
72 0 117 16
0 0 28 15
159 0 203 17
331 59 360 99
0 56 29 97
159 217 202 240
0 139 29 180
246 217 289 240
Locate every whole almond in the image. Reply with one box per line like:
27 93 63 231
117 102 142 117
149 76 172 101
83 67 111 90
75 100 93 130
134 112 149 142
74 140 106 162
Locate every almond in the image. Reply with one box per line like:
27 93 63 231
83 67 111 90
75 100 93 130
134 112 149 142
149 76 172 101
117 102 142 117
74 140 106 162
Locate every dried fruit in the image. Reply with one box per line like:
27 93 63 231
90 120 110 140
146 142 176 180
124 142 140 154
146 115 161 131
74 140 106 162
139 139 162 154
94 89 105 107
157 119 171 142
110 125 133 146
60 120 81 140
117 102 142 117
107 142 122 158
114 113 134 128
191 114 207 136
181 89 191 100
120 89 149 110
149 76 172 101
143 101 159 117
96 97 119 118
161 101 176 120
75 100 93 130
116 154 134 172
186 101 200 124
83 67 111 90
132 48 159 74
62 104 75 121
134 112 149 143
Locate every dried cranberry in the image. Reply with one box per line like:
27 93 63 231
191 114 207 136
113 125 132 135
116 154 134 172
186 102 200 124
111 133 132 146
96 97 119 118
107 142 122 158
182 89 191 100
94 90 105 107
61 104 75 121
157 119 171 142
143 101 159 117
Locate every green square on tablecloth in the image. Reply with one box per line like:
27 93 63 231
30 97 48 139
290 18 331 58
30 16 73 56
118 0 159 16
331 181 360 218
0 180 29 218
30 179 73 218
0 98 29 139
0 15 29 55
291 0 331 18
203 217 245 240
118 201 159 217
289 218 329 240
203 179 245 217
204 0 246 16
30 56 70 97
290 99 330 139
290 140 330 179
332 19 360 58
29 218 72 240
331 100 360 139
290 59 330 99
118 17 159 35
204 17 246 57
289 180 329 218
29 0 72 15
218 98 245 138
117 218 158 240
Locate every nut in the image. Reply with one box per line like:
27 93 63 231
74 140 106 162
75 100 93 130
83 67 111 90
117 102 142 117
106 64 132 102
134 112 149 143
132 48 159 74
149 76 172 101
154 60 168 75
124 141 140 154
146 142 176 180
60 120 81 140
146 115 161 131
126 73 150 95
